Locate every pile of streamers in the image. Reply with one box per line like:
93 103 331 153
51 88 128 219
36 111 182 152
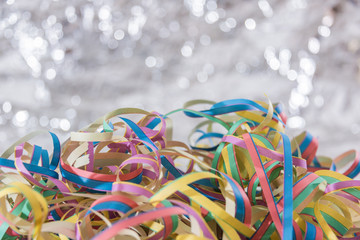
1 98 360 240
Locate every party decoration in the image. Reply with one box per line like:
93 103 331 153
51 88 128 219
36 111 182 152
1 1 360 158
0 98 359 239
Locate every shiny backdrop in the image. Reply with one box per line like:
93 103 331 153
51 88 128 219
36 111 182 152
0 0 359 157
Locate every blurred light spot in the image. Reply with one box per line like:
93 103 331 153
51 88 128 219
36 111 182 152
245 18 256 30
200 35 211 46
297 76 313 95
181 45 193 57
128 13 146 37
269 58 280 70
51 49 65 63
60 119 71 131
16 111 29 122
308 37 320 54
197 72 208 83
107 39 118 49
279 64 290 76
131 5 144 16
187 0 205 17
225 18 237 28
219 22 230 32
290 89 306 107
114 29 125 40
13 111 29 127
22 11 31 21
264 46 276 60
322 15 334 27
287 70 298 81
291 0 307 9
217 8 226 18
39 116 49 127
220 17 237 32
34 37 45 48
98 21 111 31
203 63 214 75
279 49 291 62
6 0 15 5
318 25 330 38
66 108 77 119
35 82 50 102
258 0 273 17
46 68 56 80
236 62 249 73
8 13 18 25
82 5 94 30
177 77 190 89
300 58 316 75
3 101 12 113
26 56 41 75
205 11 219 24
206 0 217 10
145 56 157 68
287 116 305 129
98 5 111 20
65 6 77 23
50 118 60 128
47 15 57 26
71 95 81 106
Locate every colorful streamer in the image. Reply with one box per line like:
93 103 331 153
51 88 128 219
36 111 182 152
0 98 359 239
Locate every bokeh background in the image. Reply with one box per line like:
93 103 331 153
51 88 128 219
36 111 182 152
0 0 359 157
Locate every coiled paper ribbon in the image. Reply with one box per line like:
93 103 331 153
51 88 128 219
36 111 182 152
0 98 359 239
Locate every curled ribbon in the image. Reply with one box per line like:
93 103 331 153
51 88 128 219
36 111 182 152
0 98 359 239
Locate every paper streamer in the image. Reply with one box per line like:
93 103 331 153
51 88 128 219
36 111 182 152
0 98 360 239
